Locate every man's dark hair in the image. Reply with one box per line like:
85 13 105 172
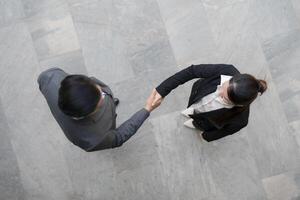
58 75 101 118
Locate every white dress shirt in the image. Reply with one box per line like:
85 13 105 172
182 75 234 129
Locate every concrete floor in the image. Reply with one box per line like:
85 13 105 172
0 0 300 199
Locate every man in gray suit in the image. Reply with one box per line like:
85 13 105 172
38 68 162 152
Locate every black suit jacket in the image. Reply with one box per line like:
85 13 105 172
156 64 250 142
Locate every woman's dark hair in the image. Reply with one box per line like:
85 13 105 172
227 74 267 106
58 75 101 118
213 73 267 126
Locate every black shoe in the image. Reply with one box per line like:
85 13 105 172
113 98 120 106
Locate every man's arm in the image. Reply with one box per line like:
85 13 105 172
114 108 150 147
86 109 149 151
156 64 237 97
113 89 161 147
86 108 149 151
87 89 162 152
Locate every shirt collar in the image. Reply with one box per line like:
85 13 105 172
216 75 232 91
220 75 232 85
216 75 234 107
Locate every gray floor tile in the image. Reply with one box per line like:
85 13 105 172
113 164 171 200
111 122 159 173
25 4 80 60
74 22 135 85
292 0 300 23
262 171 300 200
129 39 177 75
0 22 74 200
251 0 300 42
21 0 65 17
157 0 216 66
0 0 24 27
262 29 300 60
203 0 269 75
73 0 172 85
111 0 171 65
62 146 116 200
39 50 87 74
290 119 300 148
151 111 214 200
246 80 300 178
0 23 40 109
265 34 300 123
202 0 248 8
202 135 267 200
68 0 113 25
151 111 267 200
0 101 26 200
0 0 300 199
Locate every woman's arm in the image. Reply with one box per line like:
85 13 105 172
155 64 236 97
201 122 247 142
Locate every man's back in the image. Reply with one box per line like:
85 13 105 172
38 68 117 151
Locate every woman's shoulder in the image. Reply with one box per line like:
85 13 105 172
218 64 240 76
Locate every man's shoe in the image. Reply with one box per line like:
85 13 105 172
114 98 120 106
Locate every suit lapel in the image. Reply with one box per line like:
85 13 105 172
188 75 234 128
188 75 221 106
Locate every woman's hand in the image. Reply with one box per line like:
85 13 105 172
152 89 163 106
145 89 163 112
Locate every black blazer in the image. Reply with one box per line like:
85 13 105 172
156 64 250 142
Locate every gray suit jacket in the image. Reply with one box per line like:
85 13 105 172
38 68 150 152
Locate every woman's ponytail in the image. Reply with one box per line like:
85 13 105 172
257 79 267 95
214 74 267 125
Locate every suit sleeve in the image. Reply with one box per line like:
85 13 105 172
37 67 64 94
201 122 247 142
87 108 150 151
156 64 237 97
114 108 150 147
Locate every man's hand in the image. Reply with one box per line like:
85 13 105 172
152 89 163 107
145 89 163 112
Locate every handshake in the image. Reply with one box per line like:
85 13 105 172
144 89 164 112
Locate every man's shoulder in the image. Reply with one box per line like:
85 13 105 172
37 67 67 94
38 68 65 81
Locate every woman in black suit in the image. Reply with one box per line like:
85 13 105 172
154 64 267 142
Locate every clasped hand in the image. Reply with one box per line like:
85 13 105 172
144 89 164 112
